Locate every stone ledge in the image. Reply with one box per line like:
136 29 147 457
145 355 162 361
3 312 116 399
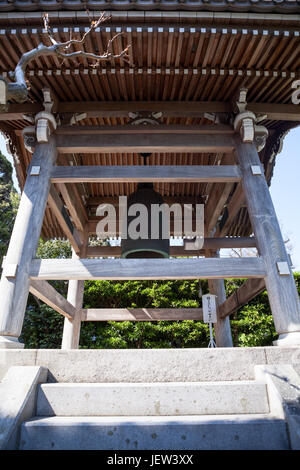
1 347 300 383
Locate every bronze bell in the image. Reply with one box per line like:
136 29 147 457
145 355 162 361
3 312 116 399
121 182 170 259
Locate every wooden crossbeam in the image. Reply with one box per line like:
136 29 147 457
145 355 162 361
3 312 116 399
56 125 234 135
55 102 300 121
0 103 42 120
2 102 300 121
81 308 203 322
29 257 266 281
47 186 82 254
218 276 266 319
51 165 242 183
247 103 300 122
87 238 256 257
55 133 236 154
57 101 231 117
29 280 76 320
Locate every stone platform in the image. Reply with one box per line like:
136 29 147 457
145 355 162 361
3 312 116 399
1 347 300 450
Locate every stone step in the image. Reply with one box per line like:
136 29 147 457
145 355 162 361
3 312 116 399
3 347 299 383
36 381 269 417
19 415 289 450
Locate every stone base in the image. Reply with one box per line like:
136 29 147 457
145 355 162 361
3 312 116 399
273 332 300 347
0 336 24 350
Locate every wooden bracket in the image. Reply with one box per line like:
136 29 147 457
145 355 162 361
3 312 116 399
234 88 248 113
129 111 163 125
234 111 256 142
233 88 268 151
34 88 58 143
21 88 58 149
22 126 37 153
35 111 57 143
254 124 269 152
70 113 87 125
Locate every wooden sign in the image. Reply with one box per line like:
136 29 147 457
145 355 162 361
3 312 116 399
202 294 217 323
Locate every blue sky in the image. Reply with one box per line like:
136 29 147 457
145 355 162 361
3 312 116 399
269 128 300 271
0 128 299 270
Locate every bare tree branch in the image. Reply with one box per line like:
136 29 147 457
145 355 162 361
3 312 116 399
2 12 131 107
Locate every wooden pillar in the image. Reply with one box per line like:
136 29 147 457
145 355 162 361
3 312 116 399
235 137 300 346
61 267 84 349
207 251 233 347
0 136 57 348
61 232 87 349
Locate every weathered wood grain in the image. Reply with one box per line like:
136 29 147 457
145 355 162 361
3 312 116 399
235 137 300 338
29 257 266 281
56 124 234 135
218 278 266 319
81 308 203 322
55 133 236 154
51 165 241 184
29 280 76 320
61 232 88 350
0 137 57 339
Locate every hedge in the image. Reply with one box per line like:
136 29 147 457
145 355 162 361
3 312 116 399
20 240 300 349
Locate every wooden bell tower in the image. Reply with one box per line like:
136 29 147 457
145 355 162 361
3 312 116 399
0 1 299 349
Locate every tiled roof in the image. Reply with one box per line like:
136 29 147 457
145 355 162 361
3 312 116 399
0 0 300 13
